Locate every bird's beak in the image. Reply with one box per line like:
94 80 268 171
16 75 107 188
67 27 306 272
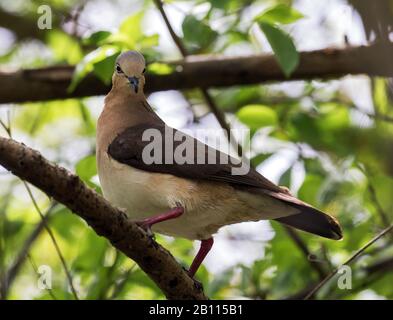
127 76 139 93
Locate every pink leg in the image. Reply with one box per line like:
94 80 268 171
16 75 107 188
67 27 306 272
188 238 214 277
138 206 184 230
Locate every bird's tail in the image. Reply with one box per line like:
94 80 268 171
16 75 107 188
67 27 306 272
275 204 343 240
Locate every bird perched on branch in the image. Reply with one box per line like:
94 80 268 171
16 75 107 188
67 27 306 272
96 50 342 277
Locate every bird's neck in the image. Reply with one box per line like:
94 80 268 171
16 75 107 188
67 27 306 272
107 83 145 100
104 88 159 122
97 89 162 152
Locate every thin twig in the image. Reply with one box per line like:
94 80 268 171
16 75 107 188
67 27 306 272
284 226 328 279
0 136 208 299
6 110 11 137
152 0 242 156
0 119 11 136
304 223 393 300
1 203 56 298
27 253 58 300
96 250 120 300
365 110 393 123
331 255 393 299
0 182 16 299
1 114 79 300
23 182 79 300
284 240 393 299
346 102 393 124
109 263 137 300
153 0 187 56
367 181 391 228
357 164 392 229
153 0 325 291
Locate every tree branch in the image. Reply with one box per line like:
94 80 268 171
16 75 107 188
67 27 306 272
0 10 48 41
152 0 188 57
0 136 207 300
1 43 392 104
304 223 393 299
0 7 83 42
151 1 320 275
285 252 393 300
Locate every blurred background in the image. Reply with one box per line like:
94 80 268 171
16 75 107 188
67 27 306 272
0 0 392 300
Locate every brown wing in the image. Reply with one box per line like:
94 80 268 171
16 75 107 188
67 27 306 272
108 123 342 240
107 122 282 193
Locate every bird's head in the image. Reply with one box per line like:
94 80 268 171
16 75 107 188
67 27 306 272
112 50 146 94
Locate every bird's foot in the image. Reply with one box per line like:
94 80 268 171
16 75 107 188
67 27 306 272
137 206 184 229
135 220 155 240
182 266 204 291
192 277 204 291
134 206 184 240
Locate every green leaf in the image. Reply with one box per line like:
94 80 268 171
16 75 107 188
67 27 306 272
50 206 84 240
182 15 218 52
210 0 231 9
112 12 144 48
119 12 143 38
298 174 323 205
76 155 97 184
267 223 312 296
207 268 235 298
3 220 24 238
147 62 175 75
210 0 245 11
138 34 159 49
256 4 304 25
373 78 389 114
368 175 393 214
83 31 111 46
279 167 292 187
289 112 321 146
69 46 119 92
258 22 299 77
47 30 83 64
106 12 159 50
250 153 273 167
237 104 278 130
318 103 350 131
78 102 96 135
93 52 119 85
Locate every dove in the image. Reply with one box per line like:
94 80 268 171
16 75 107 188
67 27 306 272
96 51 342 277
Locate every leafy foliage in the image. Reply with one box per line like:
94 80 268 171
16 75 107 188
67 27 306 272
257 22 299 77
0 0 393 301
182 15 218 53
237 104 278 132
255 4 301 77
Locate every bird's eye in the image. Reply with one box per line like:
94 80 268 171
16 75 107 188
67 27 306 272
142 68 146 74
116 65 123 73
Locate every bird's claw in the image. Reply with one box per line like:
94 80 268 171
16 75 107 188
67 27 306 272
174 201 183 209
136 221 155 240
192 277 204 291
145 226 155 239
183 266 204 290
